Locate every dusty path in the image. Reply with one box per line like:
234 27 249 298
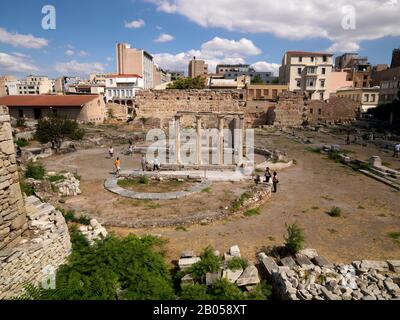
42 134 400 264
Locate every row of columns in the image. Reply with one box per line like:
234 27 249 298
174 114 244 166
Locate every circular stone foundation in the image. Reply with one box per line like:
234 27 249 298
105 175 211 200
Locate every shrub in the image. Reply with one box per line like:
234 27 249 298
20 181 35 196
139 175 149 184
284 223 306 254
209 279 247 300
327 207 342 217
25 162 45 180
244 207 261 217
227 257 249 271
188 246 222 281
77 214 91 225
63 210 76 223
47 175 65 183
179 284 211 300
16 118 26 128
232 192 252 211
16 138 29 148
167 76 205 89
201 187 211 193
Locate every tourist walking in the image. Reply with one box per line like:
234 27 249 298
272 172 279 193
153 157 160 171
108 146 114 159
264 167 272 184
114 157 121 176
128 143 134 155
141 154 147 171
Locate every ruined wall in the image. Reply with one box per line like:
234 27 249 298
0 106 71 299
135 89 246 129
0 106 27 249
307 97 360 124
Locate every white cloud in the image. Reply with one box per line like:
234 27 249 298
0 27 48 49
65 49 75 56
147 0 400 53
154 33 175 43
106 57 113 62
0 52 38 73
251 61 281 76
78 50 89 57
125 19 145 29
55 60 105 76
153 36 265 74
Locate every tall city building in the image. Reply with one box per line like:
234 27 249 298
188 57 208 78
334 53 372 88
391 48 400 69
279 51 333 100
116 43 154 89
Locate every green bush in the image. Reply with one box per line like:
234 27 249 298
25 162 45 180
20 181 35 196
227 257 249 271
63 210 76 223
139 175 149 184
77 214 91 225
47 175 65 183
167 76 205 89
232 192 252 211
16 231 175 300
284 223 306 254
327 207 342 217
188 246 222 281
179 284 211 300
209 279 247 300
16 118 26 128
244 207 261 217
16 138 29 148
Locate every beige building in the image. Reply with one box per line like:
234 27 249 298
246 84 289 101
279 51 333 100
328 71 354 95
379 79 400 105
153 65 172 87
17 75 54 95
116 43 154 89
335 87 380 112
0 76 17 96
208 75 250 89
0 95 106 124
188 57 208 78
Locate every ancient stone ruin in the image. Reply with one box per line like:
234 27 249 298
0 106 71 299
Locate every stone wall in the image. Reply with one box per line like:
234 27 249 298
135 89 246 129
0 196 71 299
0 106 27 250
307 97 360 124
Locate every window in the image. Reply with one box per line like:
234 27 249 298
299 56 303 62
322 68 326 75
311 56 315 62
364 94 369 102
18 110 24 118
371 94 376 102
297 68 302 75
310 108 313 114
323 56 327 62
320 93 324 101
320 79 325 88
296 80 301 87
109 79 113 85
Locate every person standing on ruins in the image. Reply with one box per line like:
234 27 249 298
141 154 147 171
393 143 400 158
153 157 160 171
272 172 279 193
265 167 272 184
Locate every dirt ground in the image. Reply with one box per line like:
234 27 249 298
42 129 400 264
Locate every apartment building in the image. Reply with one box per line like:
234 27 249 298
279 51 333 100
335 87 380 112
335 53 372 88
379 79 400 105
105 74 144 107
116 43 154 89
0 76 17 96
153 65 172 87
216 64 278 84
167 71 185 81
188 57 208 78
246 84 289 101
16 75 54 95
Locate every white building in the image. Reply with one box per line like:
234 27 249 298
279 51 334 100
105 74 144 106
16 75 54 95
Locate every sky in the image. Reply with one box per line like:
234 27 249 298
0 0 399 78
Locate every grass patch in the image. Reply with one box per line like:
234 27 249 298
48 175 66 183
327 206 342 217
201 187 211 193
25 162 45 180
306 147 322 154
327 228 338 234
20 180 35 196
311 206 319 210
358 205 365 210
144 202 161 210
350 161 370 171
231 192 252 212
243 207 261 217
175 226 187 232
387 232 400 245
268 236 275 241
227 257 249 271
16 138 29 148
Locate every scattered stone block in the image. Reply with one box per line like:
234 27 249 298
222 268 243 283
295 254 314 267
236 265 260 287
181 274 194 286
259 255 279 277
181 251 195 258
230 245 241 257
360 260 389 272
280 256 297 268
313 255 334 268
387 260 400 273
298 248 318 259
206 271 221 286
178 257 200 270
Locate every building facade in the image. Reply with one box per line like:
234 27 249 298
335 53 372 88
328 71 354 95
116 43 154 89
216 64 278 84
168 71 185 81
188 57 208 78
379 79 400 105
16 75 54 95
335 87 380 112
0 95 106 123
246 84 289 101
279 51 333 100
153 65 172 87
391 48 400 69
105 74 144 107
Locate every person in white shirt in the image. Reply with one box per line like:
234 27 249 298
394 144 400 158
153 158 160 171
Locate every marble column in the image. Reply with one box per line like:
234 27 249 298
175 115 181 164
238 116 244 165
218 115 225 165
196 115 202 165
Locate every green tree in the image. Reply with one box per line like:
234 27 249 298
188 246 222 281
251 74 264 84
179 284 211 300
167 76 206 89
34 114 85 145
284 223 306 254
209 279 247 300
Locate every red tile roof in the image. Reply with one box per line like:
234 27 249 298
0 95 100 107
287 51 333 56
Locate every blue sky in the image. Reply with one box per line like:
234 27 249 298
0 0 399 78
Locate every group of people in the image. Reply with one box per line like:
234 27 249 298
108 143 161 176
255 167 280 193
